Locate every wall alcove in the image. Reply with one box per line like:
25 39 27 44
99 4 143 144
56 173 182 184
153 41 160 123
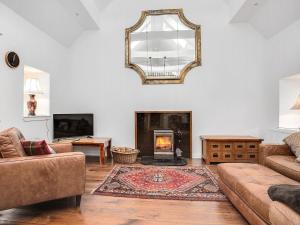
279 74 300 129
23 66 50 118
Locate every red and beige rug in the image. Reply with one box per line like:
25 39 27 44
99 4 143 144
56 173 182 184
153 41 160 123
92 166 226 201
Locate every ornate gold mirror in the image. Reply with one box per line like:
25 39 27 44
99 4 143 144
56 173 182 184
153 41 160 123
125 9 201 84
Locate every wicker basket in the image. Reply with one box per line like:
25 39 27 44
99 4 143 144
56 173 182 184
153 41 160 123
111 147 139 164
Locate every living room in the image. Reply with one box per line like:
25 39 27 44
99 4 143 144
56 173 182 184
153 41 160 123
0 0 299 225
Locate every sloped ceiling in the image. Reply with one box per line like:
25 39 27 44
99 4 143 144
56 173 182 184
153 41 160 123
1 0 299 46
94 0 111 12
250 0 300 38
225 0 300 38
0 0 101 47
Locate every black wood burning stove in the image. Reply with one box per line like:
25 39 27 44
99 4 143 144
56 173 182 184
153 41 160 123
154 130 174 160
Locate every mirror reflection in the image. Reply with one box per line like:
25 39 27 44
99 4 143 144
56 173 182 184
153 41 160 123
126 9 201 84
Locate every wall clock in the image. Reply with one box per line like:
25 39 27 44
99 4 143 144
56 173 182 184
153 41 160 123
5 51 20 68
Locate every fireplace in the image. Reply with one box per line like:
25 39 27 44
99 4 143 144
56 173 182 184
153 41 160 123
135 111 192 159
154 130 174 159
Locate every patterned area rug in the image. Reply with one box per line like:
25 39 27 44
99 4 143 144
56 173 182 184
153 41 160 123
93 166 227 201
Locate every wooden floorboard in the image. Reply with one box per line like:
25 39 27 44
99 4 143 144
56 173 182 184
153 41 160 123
0 159 248 225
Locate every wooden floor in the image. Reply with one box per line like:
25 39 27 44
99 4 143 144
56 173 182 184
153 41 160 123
0 159 248 225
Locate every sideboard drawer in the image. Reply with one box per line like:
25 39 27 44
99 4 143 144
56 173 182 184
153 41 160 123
223 152 233 160
209 142 221 151
210 152 222 160
247 143 258 152
222 143 233 151
234 142 246 151
247 153 258 160
235 152 246 160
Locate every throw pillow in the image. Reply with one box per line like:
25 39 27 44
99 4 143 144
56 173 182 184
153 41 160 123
283 132 300 158
21 140 52 156
0 127 26 158
268 184 300 213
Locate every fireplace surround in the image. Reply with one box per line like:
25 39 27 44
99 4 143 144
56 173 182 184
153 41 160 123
135 111 192 159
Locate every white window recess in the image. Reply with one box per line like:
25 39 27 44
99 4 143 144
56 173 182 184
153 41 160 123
279 74 300 130
23 66 50 118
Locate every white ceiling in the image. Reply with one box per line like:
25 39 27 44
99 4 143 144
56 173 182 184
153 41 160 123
0 0 102 47
94 0 111 12
226 0 300 38
1 0 300 46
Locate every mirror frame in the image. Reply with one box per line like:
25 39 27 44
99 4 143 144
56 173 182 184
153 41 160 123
125 9 201 85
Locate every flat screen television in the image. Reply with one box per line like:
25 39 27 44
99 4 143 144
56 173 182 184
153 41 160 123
53 114 94 139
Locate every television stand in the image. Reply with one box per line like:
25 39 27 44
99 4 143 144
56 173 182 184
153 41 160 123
55 137 80 142
71 137 112 164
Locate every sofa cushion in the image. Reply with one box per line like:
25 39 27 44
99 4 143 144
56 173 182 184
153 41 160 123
265 155 300 182
284 132 300 158
218 163 299 224
269 201 300 225
48 143 73 153
0 128 26 158
21 140 52 156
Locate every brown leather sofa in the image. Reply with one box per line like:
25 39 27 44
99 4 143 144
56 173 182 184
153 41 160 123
218 144 300 225
0 130 86 211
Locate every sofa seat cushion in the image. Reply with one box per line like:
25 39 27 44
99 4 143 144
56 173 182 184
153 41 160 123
48 143 73 153
218 163 299 224
265 155 300 182
269 201 300 225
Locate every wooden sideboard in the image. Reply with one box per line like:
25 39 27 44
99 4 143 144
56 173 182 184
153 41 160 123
200 136 263 164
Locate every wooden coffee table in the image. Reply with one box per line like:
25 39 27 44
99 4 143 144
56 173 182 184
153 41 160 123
72 138 112 164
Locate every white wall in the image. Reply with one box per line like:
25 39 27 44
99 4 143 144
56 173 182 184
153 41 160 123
2 0 299 157
65 0 271 158
266 19 300 81
0 3 69 140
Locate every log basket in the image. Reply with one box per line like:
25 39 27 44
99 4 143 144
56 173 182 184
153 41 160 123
111 147 139 164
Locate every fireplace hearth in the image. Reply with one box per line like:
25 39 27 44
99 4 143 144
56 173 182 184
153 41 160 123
140 156 187 166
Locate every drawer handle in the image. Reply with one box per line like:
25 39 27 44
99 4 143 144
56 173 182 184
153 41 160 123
213 153 218 158
212 145 219 148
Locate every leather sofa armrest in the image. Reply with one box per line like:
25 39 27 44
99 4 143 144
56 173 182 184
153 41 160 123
259 144 292 165
0 152 85 211
269 201 300 225
48 142 73 153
